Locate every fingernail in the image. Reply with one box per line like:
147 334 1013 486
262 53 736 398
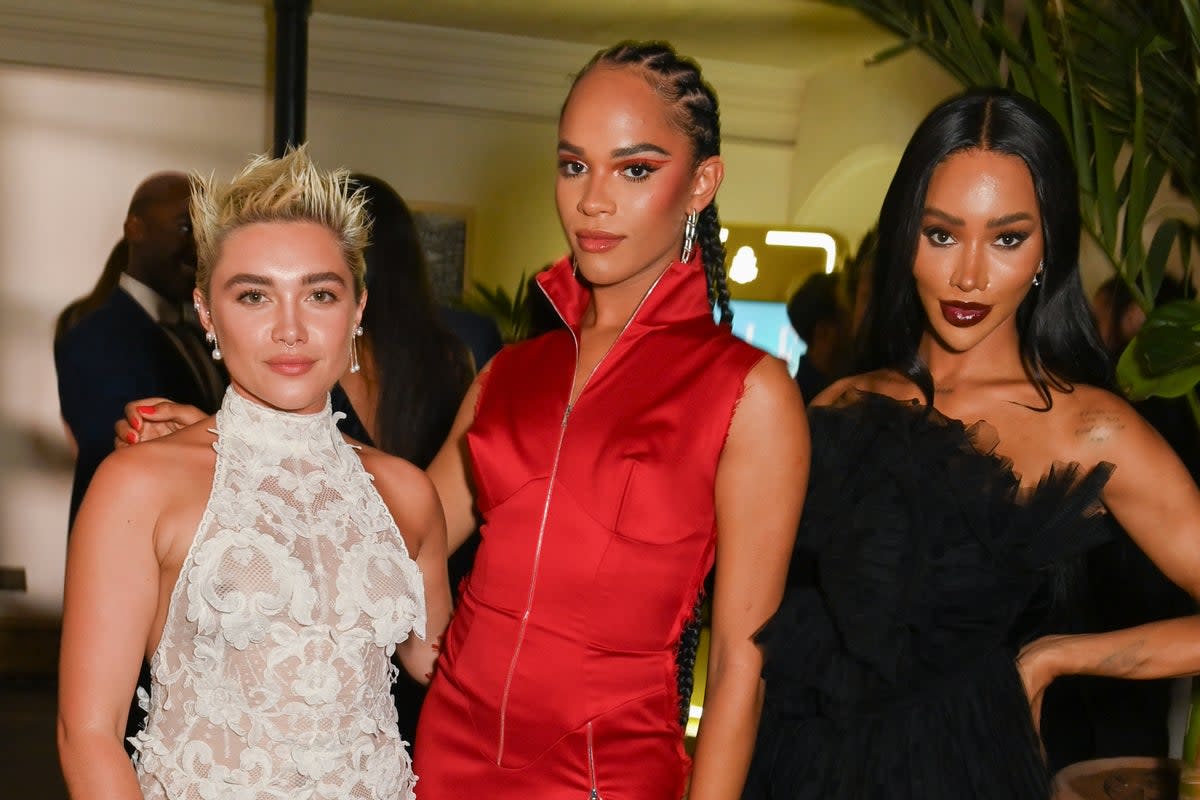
137 405 156 415
131 416 142 431
125 432 137 444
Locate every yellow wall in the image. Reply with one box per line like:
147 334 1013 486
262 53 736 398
788 49 961 252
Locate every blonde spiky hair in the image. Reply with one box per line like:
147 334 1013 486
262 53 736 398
191 144 370 298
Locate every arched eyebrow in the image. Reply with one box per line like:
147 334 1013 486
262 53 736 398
985 212 1035 228
611 143 671 158
302 271 347 286
922 208 1035 228
222 271 347 290
557 140 672 159
222 273 270 289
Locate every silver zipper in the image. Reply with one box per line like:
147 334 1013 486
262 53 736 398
494 268 670 767
587 721 601 799
495 400 571 765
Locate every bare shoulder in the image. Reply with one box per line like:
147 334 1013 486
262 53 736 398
93 417 216 497
1059 384 1146 450
743 353 800 398
726 354 807 453
357 447 442 548
74 417 217 554
357 446 437 508
731 355 805 431
810 369 915 408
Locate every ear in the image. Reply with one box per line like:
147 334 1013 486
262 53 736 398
193 288 214 335
124 213 145 243
1119 301 1147 343
689 156 724 214
355 288 368 329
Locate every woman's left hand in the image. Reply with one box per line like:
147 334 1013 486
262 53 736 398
1016 634 1073 731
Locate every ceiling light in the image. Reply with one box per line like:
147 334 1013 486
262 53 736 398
728 245 758 284
763 230 838 274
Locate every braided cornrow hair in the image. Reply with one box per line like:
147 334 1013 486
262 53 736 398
575 41 733 326
675 592 705 728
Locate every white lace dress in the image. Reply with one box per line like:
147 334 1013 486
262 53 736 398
132 388 426 800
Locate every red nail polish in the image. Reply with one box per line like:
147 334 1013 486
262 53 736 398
131 416 142 431
125 432 137 444
137 405 156 415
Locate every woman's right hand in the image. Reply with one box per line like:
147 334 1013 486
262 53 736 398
114 397 205 448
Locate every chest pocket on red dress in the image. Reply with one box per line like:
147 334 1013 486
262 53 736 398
589 459 714 652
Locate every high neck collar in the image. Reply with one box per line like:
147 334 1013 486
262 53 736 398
215 387 345 460
536 252 715 334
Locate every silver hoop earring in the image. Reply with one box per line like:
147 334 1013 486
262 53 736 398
205 330 222 361
1033 260 1044 287
571 255 579 279
680 209 699 264
349 325 363 374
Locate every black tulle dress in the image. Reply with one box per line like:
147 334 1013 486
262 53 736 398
743 392 1114 800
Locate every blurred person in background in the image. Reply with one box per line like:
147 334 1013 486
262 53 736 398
54 239 128 345
55 172 225 530
785 271 847 401
54 238 128 455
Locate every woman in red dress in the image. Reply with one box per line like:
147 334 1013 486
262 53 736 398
414 42 808 799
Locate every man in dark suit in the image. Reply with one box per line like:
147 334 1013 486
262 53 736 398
55 172 225 530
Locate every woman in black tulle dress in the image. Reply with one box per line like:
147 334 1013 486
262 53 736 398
744 90 1200 799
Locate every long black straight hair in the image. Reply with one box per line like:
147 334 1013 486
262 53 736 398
858 89 1114 407
350 173 474 467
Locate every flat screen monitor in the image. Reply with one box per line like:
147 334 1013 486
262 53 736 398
723 299 803 376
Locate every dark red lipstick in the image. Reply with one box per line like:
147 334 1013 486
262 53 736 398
939 300 992 327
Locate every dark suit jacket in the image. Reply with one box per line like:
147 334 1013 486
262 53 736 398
54 288 221 529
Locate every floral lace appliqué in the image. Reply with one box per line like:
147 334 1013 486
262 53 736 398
133 389 425 800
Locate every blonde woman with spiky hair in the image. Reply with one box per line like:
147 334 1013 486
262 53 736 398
57 146 451 800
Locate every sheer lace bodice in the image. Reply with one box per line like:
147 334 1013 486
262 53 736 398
132 388 426 800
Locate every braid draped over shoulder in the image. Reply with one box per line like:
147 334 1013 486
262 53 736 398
575 41 733 326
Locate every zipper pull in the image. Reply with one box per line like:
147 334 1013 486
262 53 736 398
586 721 600 799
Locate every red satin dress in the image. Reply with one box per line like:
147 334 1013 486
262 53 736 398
414 254 766 799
